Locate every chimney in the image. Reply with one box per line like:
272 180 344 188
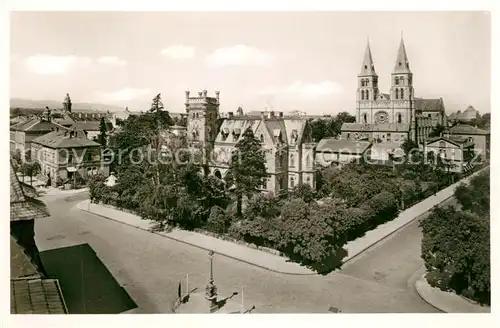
198 91 203 97
269 111 275 118
202 90 208 97
278 111 283 118
215 90 220 103
228 112 234 118
261 111 265 119
185 90 190 103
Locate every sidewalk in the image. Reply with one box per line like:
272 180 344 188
415 273 490 313
343 166 488 263
39 186 89 197
77 167 488 275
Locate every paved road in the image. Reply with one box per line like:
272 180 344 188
35 192 439 313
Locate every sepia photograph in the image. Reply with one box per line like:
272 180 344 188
7 9 492 318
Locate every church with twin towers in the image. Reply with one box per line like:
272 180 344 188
341 36 447 145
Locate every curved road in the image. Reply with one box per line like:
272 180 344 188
35 192 440 313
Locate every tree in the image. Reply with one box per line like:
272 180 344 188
429 124 445 138
20 161 41 186
225 127 267 216
88 173 107 203
420 206 490 305
98 117 107 147
454 170 489 216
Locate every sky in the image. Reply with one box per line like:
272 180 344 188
10 11 491 115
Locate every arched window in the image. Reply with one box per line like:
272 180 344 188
290 154 295 167
395 89 399 99
366 90 369 100
363 113 368 123
365 79 369 86
400 88 404 99
290 177 295 188
361 90 365 100
361 79 365 87
395 76 399 85
397 113 402 123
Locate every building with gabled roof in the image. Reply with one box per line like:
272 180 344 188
444 123 490 160
424 136 475 173
341 37 446 145
31 129 109 187
10 117 68 156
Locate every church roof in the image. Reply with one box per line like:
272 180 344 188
341 123 410 132
392 37 412 74
316 138 371 154
359 41 377 77
414 98 444 112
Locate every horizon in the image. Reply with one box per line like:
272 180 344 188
10 12 491 115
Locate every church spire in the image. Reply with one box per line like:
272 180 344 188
359 39 377 77
392 36 412 74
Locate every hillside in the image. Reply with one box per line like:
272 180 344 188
10 98 124 112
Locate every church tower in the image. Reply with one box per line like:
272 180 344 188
185 90 220 172
390 37 414 125
357 40 379 123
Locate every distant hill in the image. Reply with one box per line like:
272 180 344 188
10 98 125 112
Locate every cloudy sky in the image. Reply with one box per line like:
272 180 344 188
10 11 490 114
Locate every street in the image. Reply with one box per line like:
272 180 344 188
35 192 439 313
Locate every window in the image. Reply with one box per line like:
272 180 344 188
400 89 404 99
395 89 399 99
347 133 351 138
361 90 365 100
363 114 368 123
68 151 73 164
260 134 264 143
262 178 267 189
306 176 311 186
290 154 295 168
361 80 365 87
290 177 295 188
397 113 402 123
387 133 391 141
428 114 431 118
400 76 404 84
395 76 399 85
366 90 369 100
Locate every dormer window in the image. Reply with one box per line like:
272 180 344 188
222 127 229 141
291 130 298 144
273 129 281 143
232 128 241 141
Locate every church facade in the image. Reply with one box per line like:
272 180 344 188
341 38 446 145
184 90 316 194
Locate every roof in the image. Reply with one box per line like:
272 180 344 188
32 130 100 149
371 142 403 152
10 163 50 222
10 236 41 278
316 138 371 154
359 41 377 77
11 278 68 314
463 105 477 113
342 123 410 132
426 136 474 147
379 93 390 100
447 124 489 135
392 37 412 74
73 121 113 131
10 118 66 132
414 98 444 112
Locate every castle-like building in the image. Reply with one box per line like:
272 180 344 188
341 37 447 145
184 90 316 194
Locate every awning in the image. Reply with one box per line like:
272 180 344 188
66 167 77 172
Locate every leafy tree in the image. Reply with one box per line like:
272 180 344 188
429 123 445 138
88 173 107 203
420 206 490 305
20 152 41 186
98 117 107 147
225 127 267 216
206 206 232 234
454 170 489 216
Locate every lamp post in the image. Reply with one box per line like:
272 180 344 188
205 250 218 312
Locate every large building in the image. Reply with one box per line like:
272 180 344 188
10 117 67 156
184 90 316 193
341 37 446 145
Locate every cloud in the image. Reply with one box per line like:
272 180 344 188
99 88 151 102
206 45 273 67
97 56 127 66
258 81 344 98
160 45 195 59
24 54 92 75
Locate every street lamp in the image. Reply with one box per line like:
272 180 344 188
205 250 218 312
